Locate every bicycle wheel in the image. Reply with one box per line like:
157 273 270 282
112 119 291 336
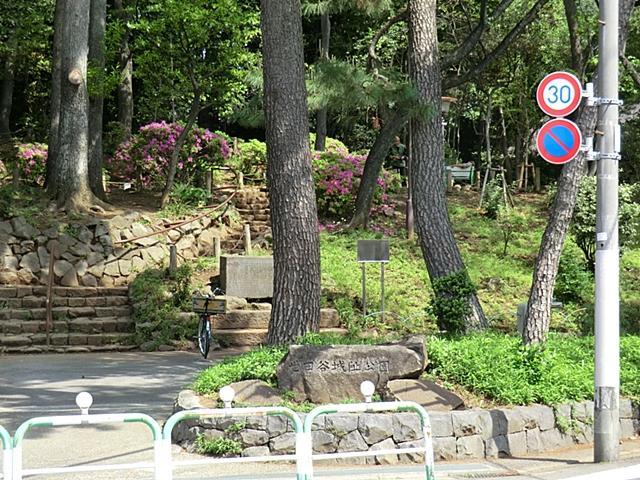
197 315 211 359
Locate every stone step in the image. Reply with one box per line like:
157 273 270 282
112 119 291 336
0 332 134 349
212 327 348 347
0 305 132 320
1 316 134 335
212 308 340 330
0 295 129 310
0 286 128 298
1 344 138 354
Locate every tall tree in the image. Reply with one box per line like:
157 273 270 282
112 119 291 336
47 0 64 188
0 45 15 135
262 0 321 344
88 0 107 199
408 0 487 331
522 0 636 344
47 0 94 210
114 0 133 139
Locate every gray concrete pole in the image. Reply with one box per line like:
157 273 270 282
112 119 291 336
594 0 620 463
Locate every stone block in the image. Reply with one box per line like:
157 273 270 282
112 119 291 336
359 414 393 445
266 415 290 438
385 379 464 411
0 287 17 298
269 433 296 454
620 398 633 419
485 435 509 458
0 335 32 347
312 430 337 453
456 434 484 459
392 412 423 443
432 436 456 460
337 430 368 452
220 255 273 299
239 429 269 447
506 431 528 456
540 428 574 451
369 437 398 465
621 419 640 439
430 412 453 437
452 410 491 438
22 296 45 308
397 440 425 463
325 415 359 435
228 379 283 406
242 446 270 457
526 428 543 453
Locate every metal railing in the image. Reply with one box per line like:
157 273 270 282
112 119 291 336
10 393 162 480
2 382 436 480
160 386 305 480
300 381 435 480
0 424 11 480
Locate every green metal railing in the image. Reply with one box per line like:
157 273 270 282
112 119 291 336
301 401 436 480
0 425 11 480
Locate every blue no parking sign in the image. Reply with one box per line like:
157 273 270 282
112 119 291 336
536 118 582 165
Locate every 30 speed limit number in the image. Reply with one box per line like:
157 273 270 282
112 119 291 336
536 71 583 118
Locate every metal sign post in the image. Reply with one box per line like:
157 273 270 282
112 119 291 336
594 0 621 463
357 240 390 321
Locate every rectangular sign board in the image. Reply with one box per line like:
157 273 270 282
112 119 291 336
192 296 227 314
357 239 390 263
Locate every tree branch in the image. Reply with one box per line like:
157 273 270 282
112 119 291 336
367 8 408 73
622 54 640 89
443 0 552 90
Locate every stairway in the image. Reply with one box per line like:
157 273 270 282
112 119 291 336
221 187 271 255
211 307 346 347
0 286 136 354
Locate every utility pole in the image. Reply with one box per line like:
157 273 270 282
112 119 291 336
594 0 620 463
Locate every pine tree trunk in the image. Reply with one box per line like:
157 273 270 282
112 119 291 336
114 0 133 138
53 0 93 210
0 50 15 135
262 0 321 345
408 0 487 331
88 0 107 199
46 0 64 190
314 12 330 151
522 0 635 344
349 108 410 228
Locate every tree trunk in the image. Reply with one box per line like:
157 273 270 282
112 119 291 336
522 0 635 345
88 0 107 199
349 108 411 228
408 0 487 331
114 0 133 138
160 93 201 208
314 12 330 151
52 0 93 210
262 0 321 345
0 49 15 135
46 0 65 190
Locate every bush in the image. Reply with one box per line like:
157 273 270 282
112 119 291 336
554 251 593 304
108 121 230 189
195 435 243 456
572 176 640 270
0 142 48 186
130 265 195 349
313 149 400 221
232 139 266 179
430 270 477 333
482 178 509 219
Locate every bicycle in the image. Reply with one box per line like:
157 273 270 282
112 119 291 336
192 288 226 359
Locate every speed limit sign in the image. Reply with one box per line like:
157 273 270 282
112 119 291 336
536 71 583 117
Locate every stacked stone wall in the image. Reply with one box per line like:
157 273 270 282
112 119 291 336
173 391 639 463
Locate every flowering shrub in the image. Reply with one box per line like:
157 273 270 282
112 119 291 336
313 149 400 221
0 143 48 185
108 121 230 189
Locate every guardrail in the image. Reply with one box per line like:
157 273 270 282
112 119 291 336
4 382 437 480
300 381 435 480
160 387 305 480
11 393 162 480
0 424 11 480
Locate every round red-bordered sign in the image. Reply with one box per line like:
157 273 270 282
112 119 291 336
536 71 582 117
536 118 582 165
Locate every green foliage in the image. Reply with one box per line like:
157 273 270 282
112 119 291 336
554 251 593 304
430 271 476 334
193 346 287 395
496 207 528 257
129 265 195 349
572 176 640 271
195 435 243 456
230 139 266 180
482 179 508 219
164 183 209 216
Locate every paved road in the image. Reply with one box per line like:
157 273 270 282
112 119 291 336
0 350 246 430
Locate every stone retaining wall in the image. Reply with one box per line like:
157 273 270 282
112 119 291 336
0 213 226 287
173 391 639 463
